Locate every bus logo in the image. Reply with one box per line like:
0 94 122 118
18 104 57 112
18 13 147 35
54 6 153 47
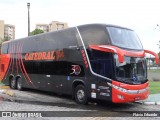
70 65 81 75
132 74 137 81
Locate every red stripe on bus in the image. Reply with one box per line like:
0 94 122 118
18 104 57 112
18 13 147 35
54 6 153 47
16 42 19 74
20 43 35 87
18 42 29 85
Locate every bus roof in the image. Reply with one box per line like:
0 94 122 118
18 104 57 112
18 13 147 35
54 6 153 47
6 23 133 43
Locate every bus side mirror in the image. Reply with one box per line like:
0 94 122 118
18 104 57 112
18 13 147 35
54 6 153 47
144 50 159 64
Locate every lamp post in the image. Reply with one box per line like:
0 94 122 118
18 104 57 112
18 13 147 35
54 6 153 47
156 24 160 68
155 25 160 50
27 3 30 36
157 40 160 49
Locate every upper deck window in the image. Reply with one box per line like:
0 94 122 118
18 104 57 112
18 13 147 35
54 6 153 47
1 43 8 54
107 27 143 50
78 25 110 47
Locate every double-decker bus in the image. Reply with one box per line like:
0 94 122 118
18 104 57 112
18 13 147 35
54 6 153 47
0 24 159 104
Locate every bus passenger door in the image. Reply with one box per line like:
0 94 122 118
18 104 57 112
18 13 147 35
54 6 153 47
53 61 69 94
43 61 68 93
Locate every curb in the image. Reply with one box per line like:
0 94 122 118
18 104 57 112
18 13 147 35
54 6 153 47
146 102 160 105
136 101 160 105
136 93 160 105
0 85 10 89
143 101 160 105
4 90 15 97
0 85 15 97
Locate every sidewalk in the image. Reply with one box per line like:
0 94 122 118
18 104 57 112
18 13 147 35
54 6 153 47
0 84 15 96
0 84 10 89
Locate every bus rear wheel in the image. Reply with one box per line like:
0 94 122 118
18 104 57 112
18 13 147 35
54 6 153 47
74 85 88 105
10 78 17 89
17 78 23 91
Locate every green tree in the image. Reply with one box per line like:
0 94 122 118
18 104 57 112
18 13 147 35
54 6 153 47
0 36 11 42
0 38 3 50
29 29 44 36
4 36 11 41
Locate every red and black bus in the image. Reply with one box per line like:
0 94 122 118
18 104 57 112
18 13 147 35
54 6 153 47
0 24 159 104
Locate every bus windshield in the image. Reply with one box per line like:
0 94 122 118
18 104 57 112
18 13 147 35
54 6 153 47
114 55 147 84
107 27 143 50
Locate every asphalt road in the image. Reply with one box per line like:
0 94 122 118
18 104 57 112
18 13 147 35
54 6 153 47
0 88 160 120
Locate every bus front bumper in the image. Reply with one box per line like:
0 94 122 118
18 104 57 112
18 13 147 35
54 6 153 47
108 81 149 103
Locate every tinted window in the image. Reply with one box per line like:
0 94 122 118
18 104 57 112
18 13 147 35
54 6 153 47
38 29 79 51
23 38 38 53
87 49 114 78
1 43 8 54
22 28 79 53
24 61 84 76
78 25 110 47
107 27 143 50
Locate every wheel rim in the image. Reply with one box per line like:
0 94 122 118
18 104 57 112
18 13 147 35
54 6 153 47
17 80 21 89
77 89 85 102
11 79 15 88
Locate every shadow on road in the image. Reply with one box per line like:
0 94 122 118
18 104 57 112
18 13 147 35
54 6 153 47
1 88 138 112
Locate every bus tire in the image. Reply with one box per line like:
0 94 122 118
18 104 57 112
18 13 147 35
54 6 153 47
74 85 88 105
17 78 23 91
10 77 17 89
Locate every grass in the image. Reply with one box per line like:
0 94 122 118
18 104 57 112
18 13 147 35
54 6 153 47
149 81 160 94
0 81 4 85
148 69 160 73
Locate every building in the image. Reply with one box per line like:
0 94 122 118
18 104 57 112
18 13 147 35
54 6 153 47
0 20 4 41
0 20 15 41
35 21 68 33
36 24 49 33
4 24 15 40
49 21 68 31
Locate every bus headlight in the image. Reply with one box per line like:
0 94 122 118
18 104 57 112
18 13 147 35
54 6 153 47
107 82 127 93
107 82 148 94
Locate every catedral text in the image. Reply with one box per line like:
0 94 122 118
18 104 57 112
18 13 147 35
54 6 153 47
24 50 64 61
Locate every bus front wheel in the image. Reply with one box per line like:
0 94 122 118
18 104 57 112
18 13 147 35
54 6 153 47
74 85 88 105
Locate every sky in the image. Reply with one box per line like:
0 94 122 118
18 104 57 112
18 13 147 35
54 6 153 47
0 0 160 53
